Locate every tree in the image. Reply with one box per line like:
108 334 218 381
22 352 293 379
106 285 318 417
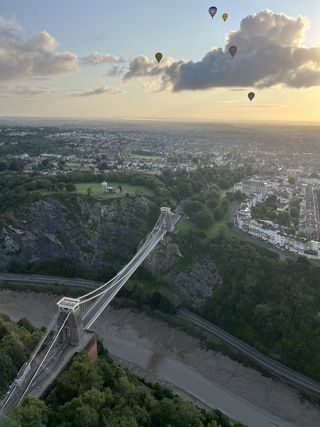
288 175 297 185
54 354 103 403
58 398 100 427
9 159 24 171
277 211 290 226
131 283 145 308
65 182 76 192
13 396 48 427
213 206 224 221
0 159 8 171
150 291 162 310
0 417 20 427
97 162 108 171
17 318 34 333
192 210 213 229
0 335 25 369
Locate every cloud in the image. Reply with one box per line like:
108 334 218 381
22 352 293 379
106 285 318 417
0 85 51 97
72 86 125 97
81 52 125 65
0 16 78 82
124 10 320 91
104 65 127 78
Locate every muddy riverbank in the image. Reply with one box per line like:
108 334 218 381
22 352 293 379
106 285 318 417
1 290 319 427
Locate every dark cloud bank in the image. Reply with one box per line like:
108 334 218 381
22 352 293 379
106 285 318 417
124 10 320 91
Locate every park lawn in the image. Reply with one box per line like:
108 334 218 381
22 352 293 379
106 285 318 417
74 182 155 199
207 204 233 238
130 154 165 161
66 162 82 167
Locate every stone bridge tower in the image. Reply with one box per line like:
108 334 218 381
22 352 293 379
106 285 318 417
56 298 84 346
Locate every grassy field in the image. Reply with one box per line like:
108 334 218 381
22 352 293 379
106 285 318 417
75 182 155 199
130 154 165 161
177 203 233 239
207 204 233 238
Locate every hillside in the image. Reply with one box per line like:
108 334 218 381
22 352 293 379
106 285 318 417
0 193 154 280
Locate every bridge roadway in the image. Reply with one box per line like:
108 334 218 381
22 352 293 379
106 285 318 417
0 272 100 290
29 331 96 398
1 276 320 398
1 332 95 412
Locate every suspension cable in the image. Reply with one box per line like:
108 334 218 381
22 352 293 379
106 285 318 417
83 228 166 325
80 226 165 307
18 311 72 405
79 213 166 302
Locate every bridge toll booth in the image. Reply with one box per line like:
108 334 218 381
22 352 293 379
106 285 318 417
57 298 84 346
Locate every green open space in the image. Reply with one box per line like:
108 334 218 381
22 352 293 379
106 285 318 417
74 182 155 199
130 154 165 161
178 203 233 239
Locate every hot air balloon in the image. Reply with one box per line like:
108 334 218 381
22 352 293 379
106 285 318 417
229 46 237 58
248 92 255 102
209 7 217 18
222 13 228 22
155 52 163 63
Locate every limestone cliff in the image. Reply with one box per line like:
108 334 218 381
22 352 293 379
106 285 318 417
0 194 219 308
0 194 153 276
144 236 220 308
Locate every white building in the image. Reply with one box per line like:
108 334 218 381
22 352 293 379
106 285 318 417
102 181 109 193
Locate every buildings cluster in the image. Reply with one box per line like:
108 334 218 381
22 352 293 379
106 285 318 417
101 182 121 194
299 185 320 241
235 177 320 260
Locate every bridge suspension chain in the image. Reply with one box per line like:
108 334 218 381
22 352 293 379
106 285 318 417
79 213 167 305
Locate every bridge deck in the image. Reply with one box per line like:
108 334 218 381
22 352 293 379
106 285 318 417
29 331 96 399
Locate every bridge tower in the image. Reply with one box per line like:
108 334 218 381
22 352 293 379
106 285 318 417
160 207 176 231
56 298 84 346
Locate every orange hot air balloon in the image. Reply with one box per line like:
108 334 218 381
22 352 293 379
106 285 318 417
229 46 237 58
248 92 255 102
155 52 163 63
222 13 228 22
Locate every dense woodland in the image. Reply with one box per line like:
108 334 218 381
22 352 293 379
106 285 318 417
179 230 320 381
0 315 43 398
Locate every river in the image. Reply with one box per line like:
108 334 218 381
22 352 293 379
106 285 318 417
1 290 319 427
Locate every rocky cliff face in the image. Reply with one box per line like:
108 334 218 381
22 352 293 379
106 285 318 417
0 194 218 308
0 195 152 275
145 236 220 309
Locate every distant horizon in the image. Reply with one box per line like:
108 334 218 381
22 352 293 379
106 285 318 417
1 115 320 127
1 1 320 121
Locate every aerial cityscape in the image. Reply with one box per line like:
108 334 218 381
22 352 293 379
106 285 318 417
1 1 320 427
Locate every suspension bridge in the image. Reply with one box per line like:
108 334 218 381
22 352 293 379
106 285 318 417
0 207 180 417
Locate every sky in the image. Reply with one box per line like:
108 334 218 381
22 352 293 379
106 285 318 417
0 0 320 122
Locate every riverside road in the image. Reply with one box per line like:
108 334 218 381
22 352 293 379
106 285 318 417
1 272 320 398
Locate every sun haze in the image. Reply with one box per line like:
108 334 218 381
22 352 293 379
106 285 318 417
0 0 320 122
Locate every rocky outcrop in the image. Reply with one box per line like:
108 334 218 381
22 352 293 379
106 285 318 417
164 258 220 308
145 236 220 309
143 236 183 275
0 194 219 308
0 195 152 274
